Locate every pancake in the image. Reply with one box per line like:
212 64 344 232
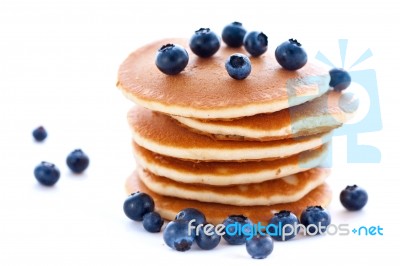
137 167 329 206
126 172 332 225
117 38 330 119
133 142 329 185
172 90 358 141
128 106 333 161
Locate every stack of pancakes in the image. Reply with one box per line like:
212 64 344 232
117 39 357 224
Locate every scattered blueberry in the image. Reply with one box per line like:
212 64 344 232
195 223 221 250
189 28 220 58
222 215 253 245
163 219 195 252
175 208 206 226
329 68 351 91
66 149 89 173
243 31 268 57
34 161 60 186
143 211 164 233
221 22 247 48
340 185 368 211
225 53 252 80
268 210 299 241
155 44 189 75
275 39 308 70
246 234 274 259
300 206 331 235
123 192 155 221
32 126 47 142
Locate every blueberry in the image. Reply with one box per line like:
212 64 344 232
268 210 299 241
163 220 195 252
329 68 351 91
300 206 331 235
32 126 47 142
340 185 368 211
243 31 268 57
66 149 89 173
189 28 220 58
225 53 252 80
155 44 189 75
222 22 247 48
246 234 274 259
195 223 221 250
222 215 253 245
143 211 164 233
275 39 308 70
123 192 155 221
34 161 60 186
175 208 206 226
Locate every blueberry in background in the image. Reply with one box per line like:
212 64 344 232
268 210 299 241
123 192 155 221
34 161 60 186
243 31 268 57
189 28 220 58
195 223 221 250
340 185 368 211
246 234 274 259
300 206 331 234
222 22 247 48
143 211 164 233
275 39 308 70
175 208 206 226
163 219 195 252
155 44 189 75
32 126 47 142
225 53 252 80
66 149 89 173
222 214 253 245
329 68 351 91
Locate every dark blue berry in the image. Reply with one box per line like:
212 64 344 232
225 53 252 80
163 220 195 252
275 39 308 70
222 22 247 48
32 126 47 142
243 31 268 57
268 210 299 241
195 223 221 250
222 215 253 245
189 28 220 58
246 234 274 259
300 206 331 235
329 68 351 91
142 211 164 233
155 44 189 75
340 185 368 211
123 192 155 221
175 208 206 227
66 149 89 173
34 161 60 186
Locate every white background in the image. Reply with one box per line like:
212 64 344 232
0 0 398 265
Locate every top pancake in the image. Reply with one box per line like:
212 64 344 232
117 38 330 119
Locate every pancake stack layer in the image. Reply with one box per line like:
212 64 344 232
117 39 356 224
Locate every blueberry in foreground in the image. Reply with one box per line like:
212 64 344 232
175 208 206 226
243 31 268 57
163 220 195 252
300 206 331 235
275 39 308 70
329 68 351 91
66 149 89 173
32 126 47 142
34 161 60 186
268 210 299 241
246 234 274 259
222 22 247 48
340 185 368 211
155 44 189 75
143 211 164 233
225 53 251 80
222 214 253 245
195 223 221 250
189 28 220 58
123 192 155 221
